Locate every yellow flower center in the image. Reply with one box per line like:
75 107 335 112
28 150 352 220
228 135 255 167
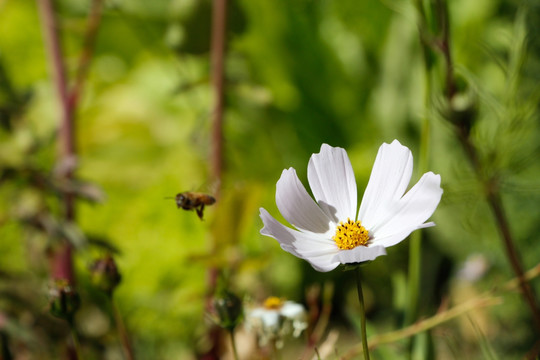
333 218 370 250
263 296 283 310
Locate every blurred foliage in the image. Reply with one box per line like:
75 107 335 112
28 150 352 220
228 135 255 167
1 0 540 358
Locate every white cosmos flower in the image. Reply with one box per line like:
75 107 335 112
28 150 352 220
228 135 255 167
245 297 307 348
259 140 443 272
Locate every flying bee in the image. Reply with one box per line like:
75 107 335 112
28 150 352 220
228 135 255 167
174 192 216 220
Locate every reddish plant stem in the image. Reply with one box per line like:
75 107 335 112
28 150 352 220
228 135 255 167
38 0 104 284
208 0 227 307
111 297 135 360
199 1 228 359
37 0 75 166
432 0 540 332
210 0 227 200
301 283 333 359
486 193 540 332
37 0 76 283
455 132 540 332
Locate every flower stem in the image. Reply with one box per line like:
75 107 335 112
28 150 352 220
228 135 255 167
110 296 135 360
406 233 421 325
37 0 76 285
229 328 239 360
69 321 83 360
271 338 282 360
355 267 370 360
202 1 228 358
406 0 434 328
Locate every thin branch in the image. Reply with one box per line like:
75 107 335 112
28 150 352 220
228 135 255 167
485 191 540 331
38 0 104 287
69 0 104 110
200 1 228 359
300 282 334 360
37 0 74 166
210 0 227 199
37 0 75 283
435 0 456 100
423 0 540 333
448 51 540 337
111 297 135 360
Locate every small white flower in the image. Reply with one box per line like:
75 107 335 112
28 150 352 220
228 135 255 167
456 254 489 282
260 140 443 272
245 297 307 347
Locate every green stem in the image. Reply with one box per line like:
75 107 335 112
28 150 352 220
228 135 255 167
271 338 282 360
110 296 135 360
406 0 433 328
69 322 83 360
229 328 239 360
405 113 430 326
355 267 370 360
406 232 422 325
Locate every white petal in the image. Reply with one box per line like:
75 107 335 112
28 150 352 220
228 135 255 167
358 140 413 230
276 168 334 234
280 302 305 319
373 222 435 248
259 310 280 329
260 208 340 272
305 253 341 272
248 308 267 320
371 172 443 247
332 245 387 264
307 144 357 223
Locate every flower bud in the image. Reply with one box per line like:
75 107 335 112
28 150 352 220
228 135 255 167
48 279 80 321
447 93 477 135
439 76 478 137
90 255 122 296
213 290 243 331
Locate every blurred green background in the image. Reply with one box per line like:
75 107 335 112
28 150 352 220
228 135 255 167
1 0 540 358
